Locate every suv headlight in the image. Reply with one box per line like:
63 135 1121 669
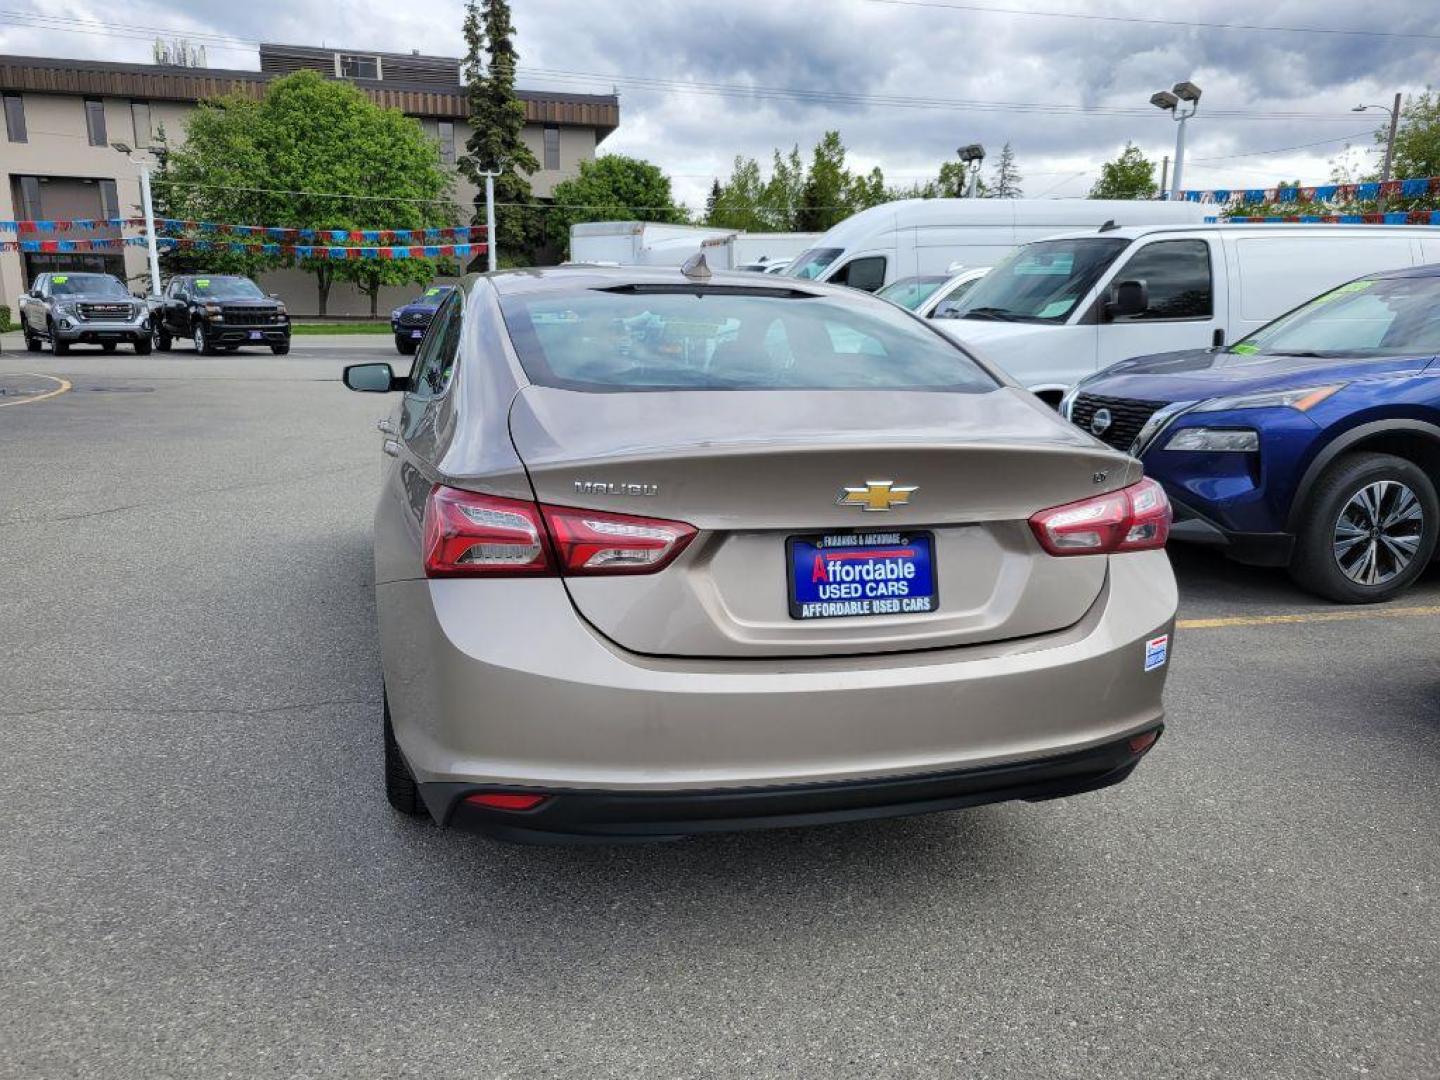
1164 427 1260 452
1192 384 1345 414
390 309 402 320
54 302 76 316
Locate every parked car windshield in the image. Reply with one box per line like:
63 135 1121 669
49 274 127 298
410 286 453 305
500 286 999 393
786 247 843 280
877 275 948 311
945 237 1130 324
1235 276 1440 357
192 277 265 300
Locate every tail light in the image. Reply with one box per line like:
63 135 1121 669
1028 477 1171 556
422 485 696 577
464 792 549 811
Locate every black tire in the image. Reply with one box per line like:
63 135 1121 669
153 328 172 352
192 322 217 355
101 342 117 353
270 343 290 355
51 324 69 356
395 336 417 356
24 328 42 353
134 336 152 356
1288 451 1439 604
384 692 428 818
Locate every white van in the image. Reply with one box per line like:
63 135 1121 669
785 198 1209 291
934 223 1440 403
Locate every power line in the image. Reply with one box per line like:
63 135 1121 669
1189 130 1377 163
842 0 1440 41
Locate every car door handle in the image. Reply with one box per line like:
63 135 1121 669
376 418 395 435
382 439 400 458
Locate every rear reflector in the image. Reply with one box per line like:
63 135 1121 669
464 792 549 811
1028 477 1172 556
422 485 696 578
1128 730 1160 755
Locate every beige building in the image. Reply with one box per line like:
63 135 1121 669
0 46 619 316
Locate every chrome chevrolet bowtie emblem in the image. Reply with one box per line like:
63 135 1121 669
838 480 918 512
1090 407 1113 436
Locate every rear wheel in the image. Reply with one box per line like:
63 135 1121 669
1289 452 1438 603
384 691 428 818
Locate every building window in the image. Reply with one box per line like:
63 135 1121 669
338 54 380 80
84 98 107 146
3 93 25 143
437 120 456 166
17 175 42 220
99 179 120 220
544 125 560 171
131 101 151 147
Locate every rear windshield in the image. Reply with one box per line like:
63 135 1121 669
499 287 998 393
50 274 126 297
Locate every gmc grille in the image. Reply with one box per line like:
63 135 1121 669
78 302 133 320
222 307 280 326
1070 393 1169 453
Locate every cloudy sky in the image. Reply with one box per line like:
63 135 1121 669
3 0 1436 207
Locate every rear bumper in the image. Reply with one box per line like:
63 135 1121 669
377 548 1176 823
425 727 1162 843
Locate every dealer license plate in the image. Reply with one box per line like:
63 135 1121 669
787 531 938 620
248 330 263 340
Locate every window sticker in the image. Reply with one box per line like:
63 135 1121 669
424 287 442 297
195 278 211 289
1144 634 1169 672
52 275 68 284
1232 343 1259 355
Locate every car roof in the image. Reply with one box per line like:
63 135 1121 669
1038 222 1440 243
485 263 843 299
1367 261 1440 279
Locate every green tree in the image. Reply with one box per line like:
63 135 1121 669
761 146 806 230
155 70 455 315
548 155 687 254
988 142 1023 198
1387 89 1440 179
797 131 855 231
708 155 770 230
459 0 541 266
1089 142 1158 199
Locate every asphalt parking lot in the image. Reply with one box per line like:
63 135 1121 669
1 337 1437 1079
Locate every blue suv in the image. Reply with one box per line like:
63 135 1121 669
1063 264 1440 603
390 285 455 355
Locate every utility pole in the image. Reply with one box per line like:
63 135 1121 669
1381 91 1402 183
137 159 162 298
484 172 497 273
1160 156 1169 199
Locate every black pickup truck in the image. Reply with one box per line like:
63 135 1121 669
150 274 291 355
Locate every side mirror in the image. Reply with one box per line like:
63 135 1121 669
343 362 403 393
1108 279 1149 319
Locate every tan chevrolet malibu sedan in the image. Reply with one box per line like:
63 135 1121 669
342 262 1176 844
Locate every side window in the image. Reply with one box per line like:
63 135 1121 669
931 277 981 318
409 294 463 398
1113 239 1212 321
830 256 887 293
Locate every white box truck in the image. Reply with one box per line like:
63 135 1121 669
569 222 737 267
700 232 823 272
784 198 1211 291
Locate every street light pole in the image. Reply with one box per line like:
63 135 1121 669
1150 82 1202 201
1355 93 1403 183
475 170 499 272
136 159 162 298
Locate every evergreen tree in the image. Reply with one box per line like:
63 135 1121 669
703 179 722 225
459 0 541 265
797 131 854 231
988 142 1023 198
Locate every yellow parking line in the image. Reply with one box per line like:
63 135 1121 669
1179 604 1440 630
0 373 71 409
